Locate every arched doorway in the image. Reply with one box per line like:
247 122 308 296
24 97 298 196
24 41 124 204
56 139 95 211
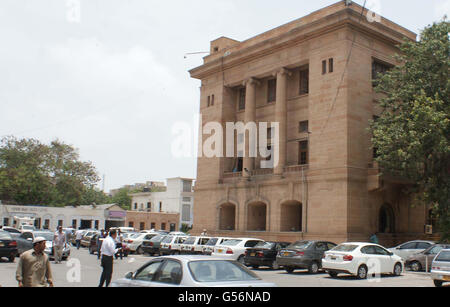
247 202 267 231
379 204 395 233
218 203 236 231
280 200 303 232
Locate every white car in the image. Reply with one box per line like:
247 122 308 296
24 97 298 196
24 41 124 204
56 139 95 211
388 240 435 260
111 255 276 287
431 249 450 287
125 233 159 254
202 237 233 255
180 236 211 255
211 238 264 264
19 225 36 233
160 235 189 255
322 242 403 279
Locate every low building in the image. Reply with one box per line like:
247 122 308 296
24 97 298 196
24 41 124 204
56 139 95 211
0 201 126 231
129 177 195 229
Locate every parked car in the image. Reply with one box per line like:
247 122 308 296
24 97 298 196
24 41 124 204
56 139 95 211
180 237 211 255
125 233 160 254
81 231 100 247
322 242 403 279
110 255 277 287
160 235 189 255
142 235 167 256
169 232 189 236
0 230 18 262
211 238 264 265
245 241 292 270
110 227 136 234
21 231 71 260
70 230 87 246
1 227 22 235
19 225 36 233
388 240 435 260
431 249 450 287
406 244 450 272
11 232 34 255
202 237 233 256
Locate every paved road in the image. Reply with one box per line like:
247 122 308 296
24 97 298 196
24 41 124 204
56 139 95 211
0 247 440 287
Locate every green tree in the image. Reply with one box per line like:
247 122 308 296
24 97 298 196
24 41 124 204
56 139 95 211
0 136 101 207
80 187 111 207
370 19 450 242
111 188 132 210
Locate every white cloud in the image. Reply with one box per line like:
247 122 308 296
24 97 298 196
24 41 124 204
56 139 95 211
435 0 450 19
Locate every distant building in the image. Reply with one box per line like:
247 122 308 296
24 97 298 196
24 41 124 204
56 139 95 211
128 178 194 229
0 201 126 230
109 181 166 197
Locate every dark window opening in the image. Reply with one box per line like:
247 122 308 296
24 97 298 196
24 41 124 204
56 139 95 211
372 60 392 87
322 60 327 75
238 88 246 110
299 69 309 95
329 58 334 73
299 121 309 133
267 79 276 103
299 141 308 165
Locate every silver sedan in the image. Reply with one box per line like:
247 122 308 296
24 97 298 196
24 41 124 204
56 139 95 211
111 255 277 287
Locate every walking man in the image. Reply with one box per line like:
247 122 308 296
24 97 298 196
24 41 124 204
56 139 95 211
75 228 83 250
99 229 121 287
53 226 65 264
97 230 105 260
16 237 54 287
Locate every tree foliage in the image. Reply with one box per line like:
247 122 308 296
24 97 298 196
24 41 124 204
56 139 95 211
371 19 450 242
0 137 100 207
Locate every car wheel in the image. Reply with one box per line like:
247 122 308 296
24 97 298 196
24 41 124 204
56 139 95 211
136 246 143 255
271 260 280 270
285 267 295 274
357 265 368 280
394 263 403 276
328 271 338 278
434 280 443 287
308 262 320 274
410 261 422 272
8 255 15 263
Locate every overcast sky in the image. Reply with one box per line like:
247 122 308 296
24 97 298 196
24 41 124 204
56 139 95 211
0 0 448 192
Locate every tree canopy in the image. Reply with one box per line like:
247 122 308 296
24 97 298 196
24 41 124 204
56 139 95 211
371 19 450 242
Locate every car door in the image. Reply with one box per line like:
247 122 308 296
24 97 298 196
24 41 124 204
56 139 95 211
314 242 328 262
374 246 394 273
130 260 165 287
395 242 418 259
151 260 183 287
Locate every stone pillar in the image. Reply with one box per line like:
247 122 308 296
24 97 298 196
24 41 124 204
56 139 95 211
243 78 258 177
274 68 290 175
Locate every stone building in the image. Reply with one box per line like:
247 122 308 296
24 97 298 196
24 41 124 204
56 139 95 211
189 1 435 246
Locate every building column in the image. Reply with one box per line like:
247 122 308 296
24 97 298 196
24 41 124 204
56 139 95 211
274 68 290 175
243 77 259 177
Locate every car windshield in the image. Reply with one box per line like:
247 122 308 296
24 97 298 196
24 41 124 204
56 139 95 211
331 244 359 252
184 237 197 245
288 241 313 249
188 260 260 283
0 231 12 240
206 238 218 246
22 225 34 229
436 251 450 262
150 235 164 242
221 239 242 246
254 242 275 249
34 232 54 241
162 236 174 243
129 233 142 239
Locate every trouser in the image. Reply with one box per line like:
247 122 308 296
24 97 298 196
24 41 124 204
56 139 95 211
76 240 81 249
54 245 64 262
99 255 113 287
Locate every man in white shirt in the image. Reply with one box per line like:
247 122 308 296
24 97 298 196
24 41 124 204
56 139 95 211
53 226 66 264
99 229 121 287
75 228 84 250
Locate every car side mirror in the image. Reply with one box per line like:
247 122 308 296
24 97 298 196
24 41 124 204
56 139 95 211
27 238 33 242
388 252 394 256
125 272 134 279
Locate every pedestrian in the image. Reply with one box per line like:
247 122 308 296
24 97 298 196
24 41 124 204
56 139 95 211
99 229 121 287
370 233 379 244
16 237 54 287
96 230 105 260
53 226 66 264
75 228 83 250
115 230 123 260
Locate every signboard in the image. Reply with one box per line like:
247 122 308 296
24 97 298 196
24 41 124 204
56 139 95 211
108 211 126 219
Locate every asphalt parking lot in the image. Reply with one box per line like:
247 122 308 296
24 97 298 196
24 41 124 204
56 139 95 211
0 247 440 287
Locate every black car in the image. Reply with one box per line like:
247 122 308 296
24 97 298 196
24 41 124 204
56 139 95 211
0 230 18 262
276 240 337 274
142 235 167 256
244 241 291 270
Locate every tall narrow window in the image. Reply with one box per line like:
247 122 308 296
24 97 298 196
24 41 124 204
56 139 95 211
329 58 334 73
372 60 392 87
299 121 309 133
207 96 210 107
322 60 327 75
267 79 276 103
299 141 309 165
211 94 215 106
238 88 246 110
299 69 309 95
